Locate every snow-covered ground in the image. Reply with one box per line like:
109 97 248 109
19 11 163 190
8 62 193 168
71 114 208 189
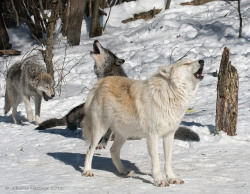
1 0 250 193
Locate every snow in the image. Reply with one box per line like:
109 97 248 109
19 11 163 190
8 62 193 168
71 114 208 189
1 0 250 193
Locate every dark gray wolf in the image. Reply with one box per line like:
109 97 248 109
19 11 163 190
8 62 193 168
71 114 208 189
36 40 127 131
82 59 204 187
4 59 55 124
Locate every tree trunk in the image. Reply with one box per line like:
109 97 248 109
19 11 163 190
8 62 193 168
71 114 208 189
66 0 86 46
0 11 12 49
89 0 101 38
89 0 92 17
216 47 239 136
14 0 43 39
62 0 70 36
238 0 242 38
43 0 60 79
165 0 171 9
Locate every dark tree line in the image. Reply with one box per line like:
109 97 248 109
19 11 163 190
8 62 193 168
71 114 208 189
0 0 138 50
1 0 242 79
0 0 137 77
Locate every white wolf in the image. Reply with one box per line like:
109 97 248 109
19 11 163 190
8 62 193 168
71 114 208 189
4 59 55 124
81 58 204 187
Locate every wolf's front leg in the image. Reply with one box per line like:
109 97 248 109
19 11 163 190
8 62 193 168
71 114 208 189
34 96 42 125
163 132 184 185
147 134 169 187
23 95 33 122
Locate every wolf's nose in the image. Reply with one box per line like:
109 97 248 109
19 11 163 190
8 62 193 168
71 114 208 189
199 60 204 66
51 94 55 98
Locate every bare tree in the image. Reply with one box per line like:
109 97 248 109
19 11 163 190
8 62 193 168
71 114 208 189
13 0 43 39
26 0 45 36
63 0 87 46
165 0 171 10
0 10 12 49
89 0 101 38
39 0 62 78
237 0 242 38
216 47 239 136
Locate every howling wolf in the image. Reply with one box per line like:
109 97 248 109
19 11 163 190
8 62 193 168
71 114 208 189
82 59 204 186
36 40 127 130
4 59 55 124
36 40 200 145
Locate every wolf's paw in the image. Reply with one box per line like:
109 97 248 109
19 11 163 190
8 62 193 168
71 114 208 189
35 116 40 125
95 144 106 149
167 178 184 184
119 169 135 176
14 119 22 125
27 114 33 122
96 139 108 149
154 179 170 187
82 170 94 177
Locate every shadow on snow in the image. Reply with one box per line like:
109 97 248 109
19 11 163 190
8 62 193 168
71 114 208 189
47 152 152 184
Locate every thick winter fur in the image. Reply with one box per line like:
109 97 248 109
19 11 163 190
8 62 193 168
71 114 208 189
36 40 126 130
36 103 85 130
81 59 204 186
4 59 55 124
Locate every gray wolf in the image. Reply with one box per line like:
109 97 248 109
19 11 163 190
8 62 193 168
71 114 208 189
81 59 204 187
4 59 55 124
36 40 126 130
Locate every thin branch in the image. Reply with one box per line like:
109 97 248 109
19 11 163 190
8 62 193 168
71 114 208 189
39 0 49 21
170 46 179 64
176 47 196 62
103 0 119 31
59 52 88 82
21 45 43 61
10 0 19 26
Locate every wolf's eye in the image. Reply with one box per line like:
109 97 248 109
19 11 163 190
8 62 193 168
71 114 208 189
183 63 191 66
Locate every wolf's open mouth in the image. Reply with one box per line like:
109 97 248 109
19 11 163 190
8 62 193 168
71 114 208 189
194 67 204 79
91 40 100 55
42 92 52 101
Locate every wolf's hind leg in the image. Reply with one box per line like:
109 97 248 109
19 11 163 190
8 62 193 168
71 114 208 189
82 121 108 177
96 128 112 149
110 133 132 175
12 95 22 124
4 89 12 114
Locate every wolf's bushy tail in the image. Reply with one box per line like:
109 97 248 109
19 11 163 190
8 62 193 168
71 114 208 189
4 88 12 114
174 126 200 142
36 117 67 130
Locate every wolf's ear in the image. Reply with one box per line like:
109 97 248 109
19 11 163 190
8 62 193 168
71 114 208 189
116 58 125 66
35 72 42 80
48 71 54 78
158 66 171 78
